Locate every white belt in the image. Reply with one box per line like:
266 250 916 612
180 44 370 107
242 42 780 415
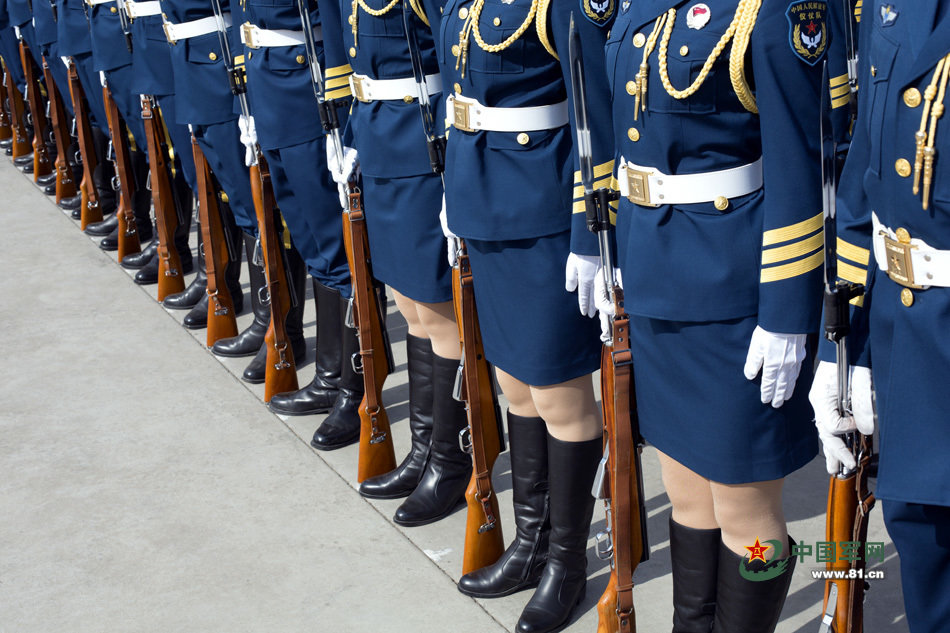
125 0 161 18
616 156 763 207
446 94 569 133
872 212 950 288
240 22 319 48
349 72 442 103
163 14 232 44
85 0 112 6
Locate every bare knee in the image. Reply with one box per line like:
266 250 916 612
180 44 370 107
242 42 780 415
416 300 460 360
495 368 538 418
391 289 425 337
530 375 601 442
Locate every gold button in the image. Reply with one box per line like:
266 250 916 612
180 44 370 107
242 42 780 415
870 65 877 77
895 158 912 178
209 52 218 61
403 95 415 103
493 16 501 25
110 6 117 12
452 44 460 57
220 192 229 203
348 15 355 24
517 133 530 145
296 54 305 64
627 127 639 141
901 288 914 307
453 82 462 94
458 6 469 19
714 196 730 211
679 45 689 56
247 51 252 59
903 87 922 108
895 227 912 244
625 80 636 95
632 32 646 48
349 47 356 57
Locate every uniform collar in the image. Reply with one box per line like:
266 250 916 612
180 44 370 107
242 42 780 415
897 8 950 87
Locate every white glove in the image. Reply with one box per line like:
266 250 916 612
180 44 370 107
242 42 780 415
61 56 71 69
440 194 459 267
593 267 623 343
565 253 601 318
99 71 107 88
743 326 808 408
238 114 257 167
809 361 874 474
325 140 359 186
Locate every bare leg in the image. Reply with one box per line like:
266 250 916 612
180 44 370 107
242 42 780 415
710 478 787 557
657 451 718 530
529 375 601 442
416 300 460 360
391 289 427 339
495 367 539 418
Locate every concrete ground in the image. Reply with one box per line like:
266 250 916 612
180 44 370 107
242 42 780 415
0 157 909 633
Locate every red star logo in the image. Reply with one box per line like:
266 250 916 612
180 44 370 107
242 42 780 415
805 20 818 34
745 538 771 563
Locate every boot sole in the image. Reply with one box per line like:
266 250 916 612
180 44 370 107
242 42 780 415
242 375 265 385
456 578 540 599
212 348 262 359
309 435 359 451
182 321 208 331
269 405 333 417
392 498 466 528
357 487 415 501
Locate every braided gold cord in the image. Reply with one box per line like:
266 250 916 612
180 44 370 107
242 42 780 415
913 56 945 195
727 0 760 113
536 0 557 60
922 52 950 210
357 0 400 17
470 0 538 53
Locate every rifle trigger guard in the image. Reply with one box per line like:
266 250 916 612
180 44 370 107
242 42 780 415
595 530 613 560
351 352 363 375
344 297 356 329
258 286 271 307
458 427 473 454
112 175 121 191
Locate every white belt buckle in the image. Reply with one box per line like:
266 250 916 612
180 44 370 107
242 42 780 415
242 22 260 49
881 231 924 289
124 0 135 20
452 97 474 132
163 16 178 44
350 75 367 103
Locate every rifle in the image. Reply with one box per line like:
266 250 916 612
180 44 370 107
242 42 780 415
66 59 104 229
566 16 648 633
140 95 185 301
102 80 141 261
42 57 78 203
0 62 11 142
3 57 32 159
192 135 239 347
209 0 298 399
18 40 52 180
399 0 506 573
452 243 506 575
298 0 395 480
818 61 874 633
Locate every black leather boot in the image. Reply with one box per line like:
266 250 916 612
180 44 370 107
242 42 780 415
84 213 118 236
711 537 796 633
98 226 120 251
92 127 116 217
131 149 154 242
516 435 600 633
269 279 344 415
133 248 160 285
165 232 208 311
37 172 57 187
213 234 267 358
671 519 721 633
458 413 550 597
392 354 471 526
359 334 435 499
14 153 33 168
218 199 245 315
243 244 307 383
122 238 157 270
59 194 82 211
308 292 362 449
171 169 194 273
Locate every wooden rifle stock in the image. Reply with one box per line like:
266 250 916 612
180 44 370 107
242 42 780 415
102 83 141 261
0 63 11 141
820 434 875 633
41 58 77 203
140 95 184 301
250 155 298 401
18 40 52 180
66 60 103 229
596 288 648 633
192 137 238 347
341 182 396 482
2 58 31 159
452 243 506 575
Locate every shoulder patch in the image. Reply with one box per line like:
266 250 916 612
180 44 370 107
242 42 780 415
786 1 828 66
581 0 614 27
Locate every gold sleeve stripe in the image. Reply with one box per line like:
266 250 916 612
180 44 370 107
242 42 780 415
829 73 849 89
760 249 823 283
572 160 615 184
838 260 868 285
572 175 613 198
831 95 851 109
327 86 353 100
762 211 823 246
830 84 850 98
761 232 824 265
851 295 865 307
854 0 862 22
326 76 352 90
837 237 870 266
326 64 354 79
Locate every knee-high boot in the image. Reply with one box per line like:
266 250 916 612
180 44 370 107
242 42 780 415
164 219 207 312
359 334 436 499
212 233 267 357
711 537 796 633
670 518 721 633
268 278 345 415
458 412 550 597
516 435 600 633
392 353 471 526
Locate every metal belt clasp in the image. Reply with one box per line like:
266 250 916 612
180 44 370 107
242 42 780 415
349 75 367 103
452 98 474 132
882 231 923 289
162 15 178 44
241 22 260 49
625 166 657 207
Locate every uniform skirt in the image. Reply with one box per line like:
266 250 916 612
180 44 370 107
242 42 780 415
465 231 601 387
629 314 817 484
363 173 453 304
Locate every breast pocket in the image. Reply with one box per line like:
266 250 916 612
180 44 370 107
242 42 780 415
645 29 719 114
468 0 528 74
864 28 899 177
356 5 406 37
185 33 224 66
